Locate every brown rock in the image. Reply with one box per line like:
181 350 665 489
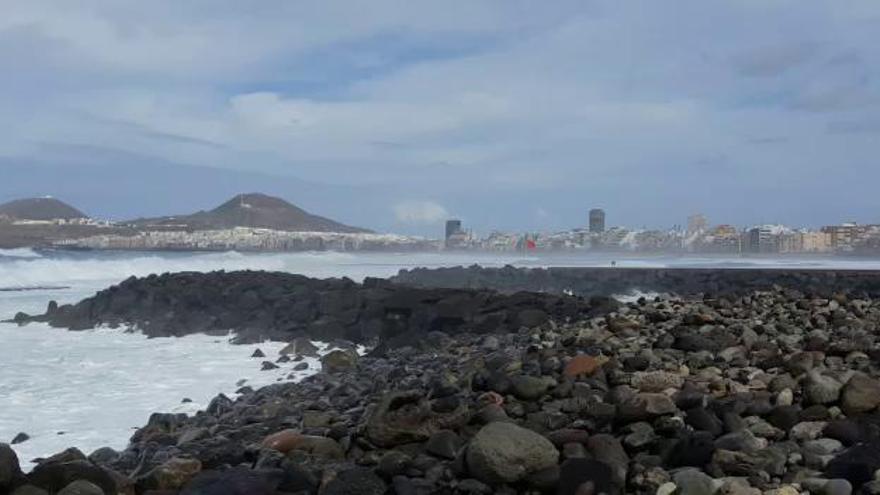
261 430 344 459
564 355 608 378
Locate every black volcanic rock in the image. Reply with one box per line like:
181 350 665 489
12 270 610 347
129 193 370 233
0 197 87 221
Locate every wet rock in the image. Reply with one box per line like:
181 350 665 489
1 443 24 492
11 433 29 445
279 337 319 357
321 349 359 373
260 361 279 370
251 348 265 358
465 421 559 485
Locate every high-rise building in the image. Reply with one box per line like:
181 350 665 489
589 209 605 233
445 219 464 248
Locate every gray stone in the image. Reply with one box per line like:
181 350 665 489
57 480 104 495
466 422 559 485
841 374 880 414
672 468 716 495
320 349 358 373
631 371 684 392
510 375 551 401
805 372 843 405
823 478 853 495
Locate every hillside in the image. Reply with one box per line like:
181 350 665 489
0 197 88 221
130 193 371 233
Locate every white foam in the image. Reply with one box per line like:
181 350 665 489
0 248 43 259
0 322 329 469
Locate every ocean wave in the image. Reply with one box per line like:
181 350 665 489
0 248 43 259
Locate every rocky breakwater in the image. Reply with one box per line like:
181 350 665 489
392 266 880 299
8 270 618 349
6 287 880 494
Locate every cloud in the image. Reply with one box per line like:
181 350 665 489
0 1 879 231
393 201 450 225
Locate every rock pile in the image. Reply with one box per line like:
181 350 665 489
6 285 880 494
8 271 617 347
392 265 880 299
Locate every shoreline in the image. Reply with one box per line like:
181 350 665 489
4 268 880 494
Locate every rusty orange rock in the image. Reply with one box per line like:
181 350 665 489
262 429 305 453
563 355 608 378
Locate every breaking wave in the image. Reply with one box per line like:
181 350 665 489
0 248 43 259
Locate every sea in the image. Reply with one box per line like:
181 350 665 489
2 248 880 468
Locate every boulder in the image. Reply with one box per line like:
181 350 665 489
1 443 24 492
136 457 202 491
841 374 880 414
465 421 559 485
57 480 104 495
321 349 359 373
805 372 843 405
673 468 716 495
27 460 116 495
279 338 319 357
510 375 552 401
261 430 344 459
11 433 29 445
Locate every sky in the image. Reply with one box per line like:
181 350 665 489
1 1 879 235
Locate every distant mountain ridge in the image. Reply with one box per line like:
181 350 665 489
130 193 372 233
0 197 88 221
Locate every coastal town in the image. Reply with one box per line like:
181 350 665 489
445 209 880 255
2 196 880 255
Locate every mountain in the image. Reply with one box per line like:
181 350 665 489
0 197 88 221
130 193 372 233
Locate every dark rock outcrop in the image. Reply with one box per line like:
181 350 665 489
10 271 614 346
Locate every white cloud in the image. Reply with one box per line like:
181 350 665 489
0 0 879 229
393 201 450 225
